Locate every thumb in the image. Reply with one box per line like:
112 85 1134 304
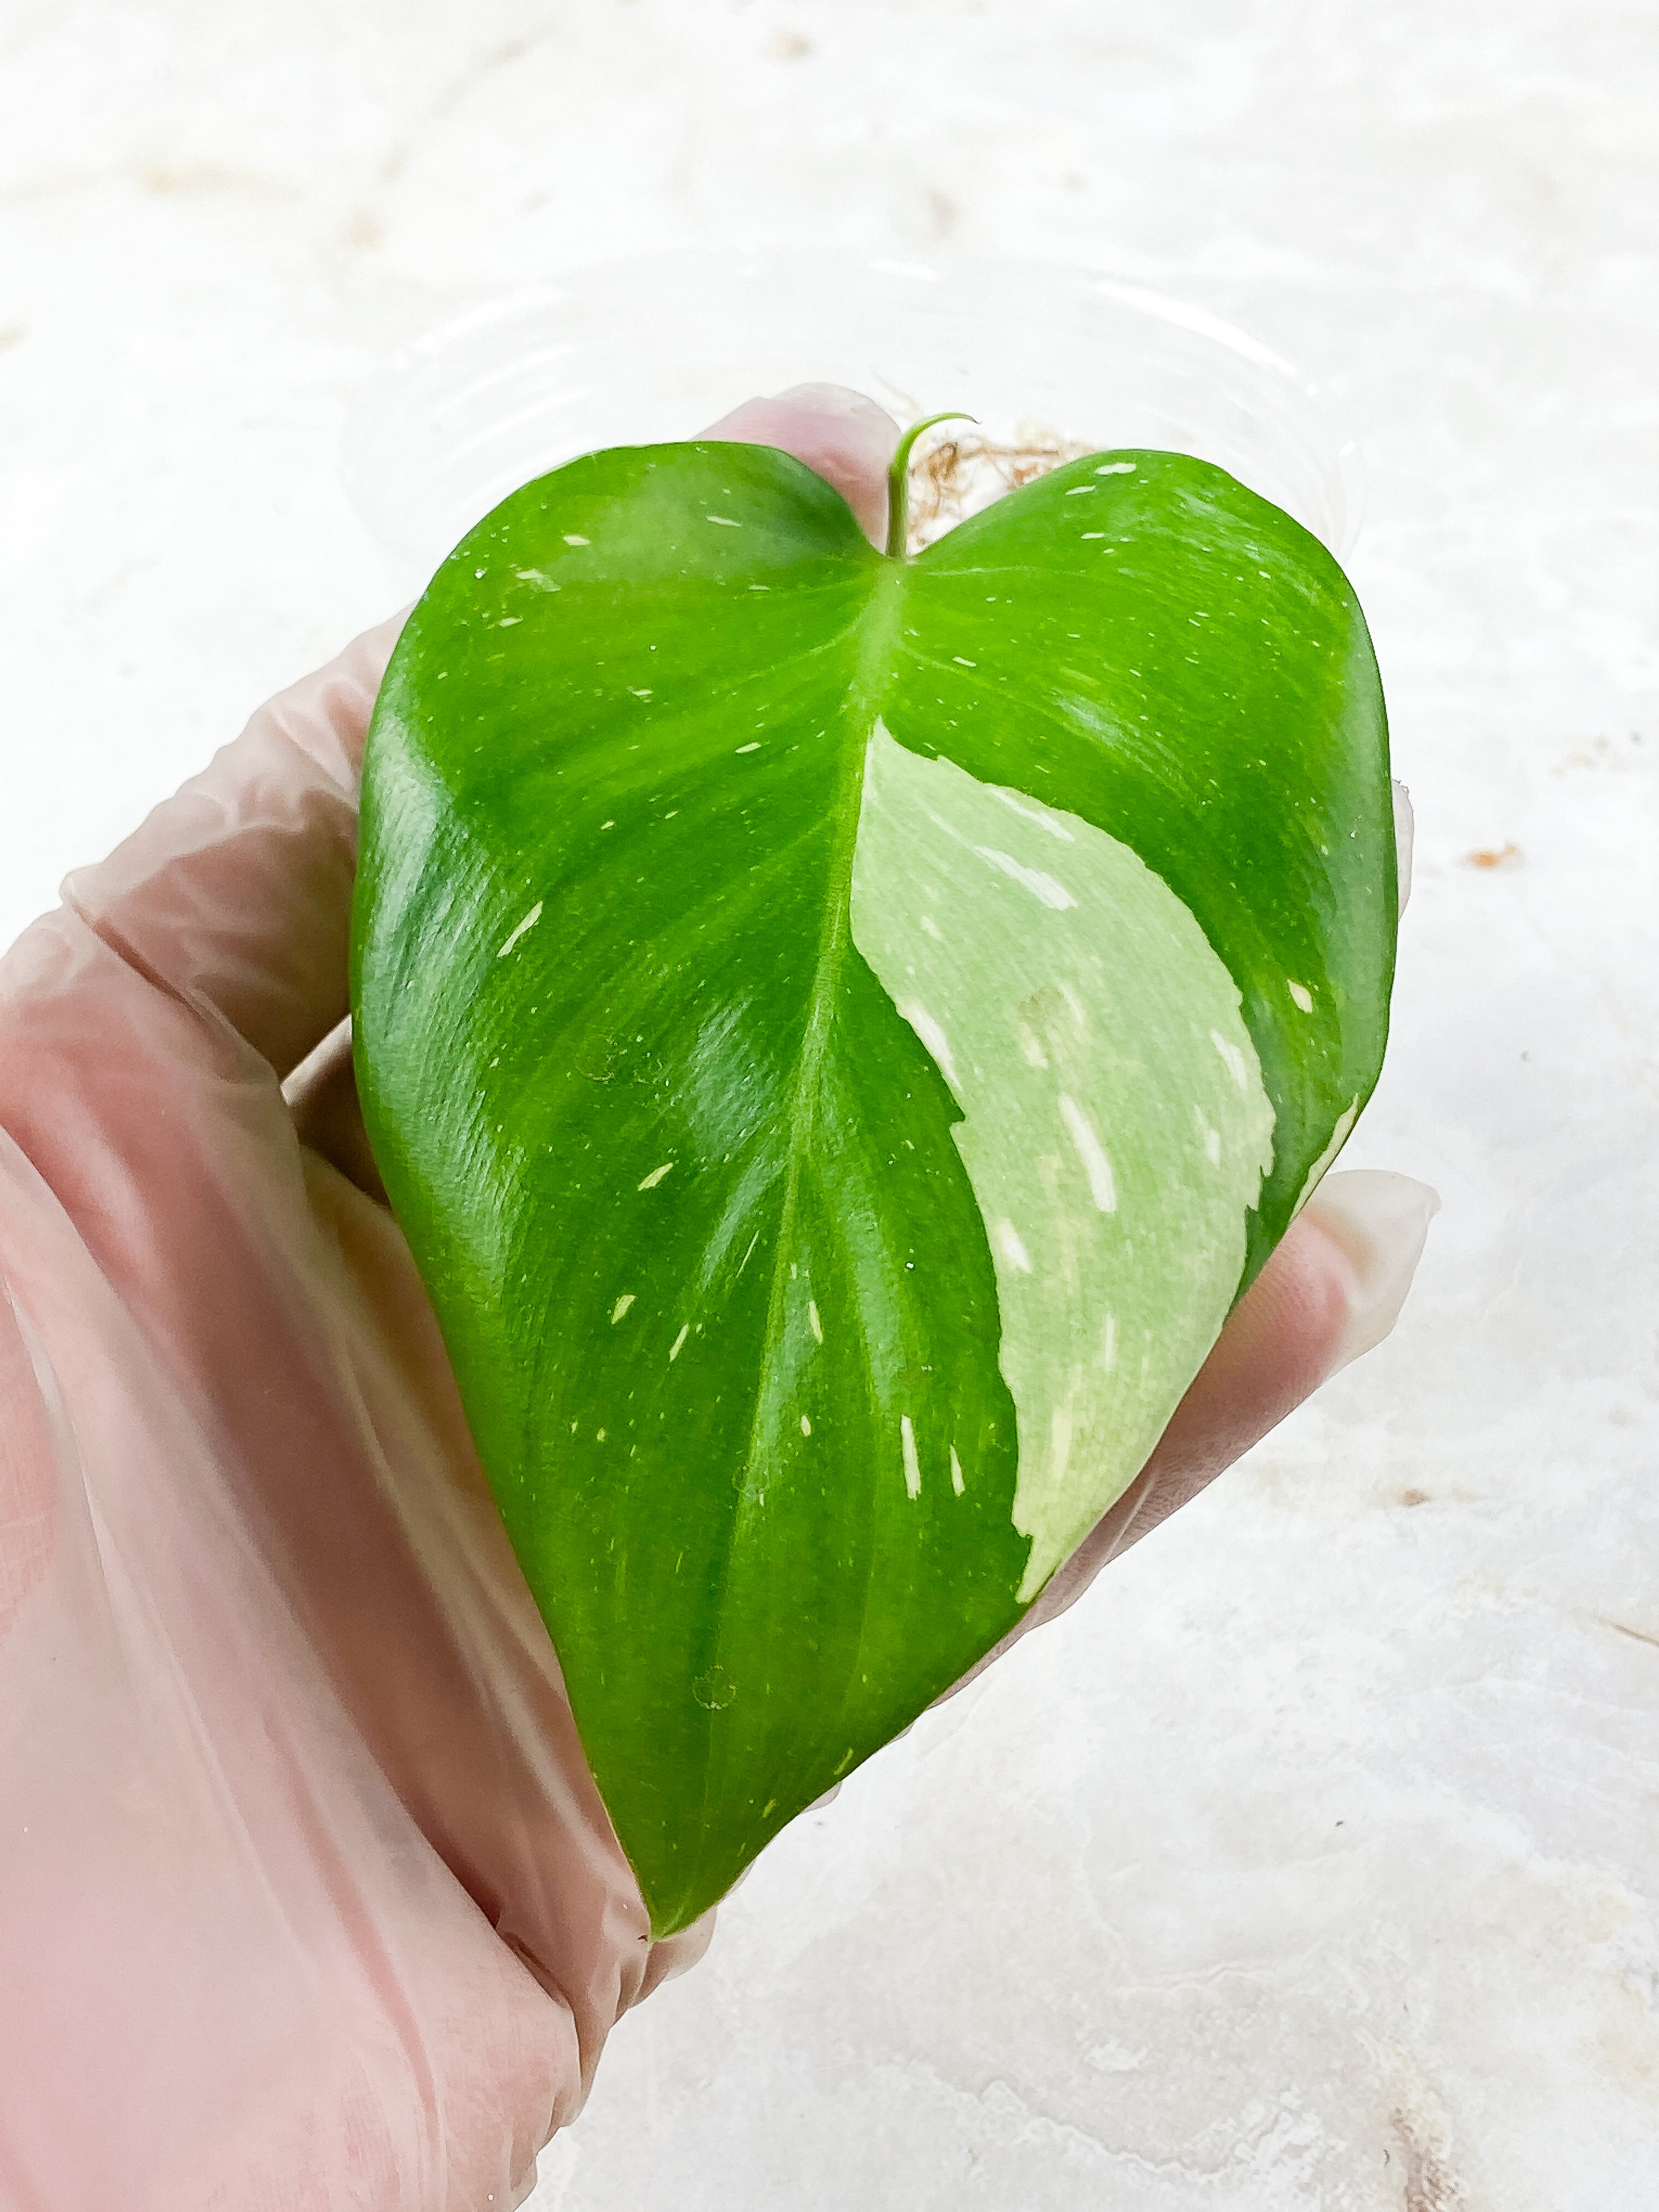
1 616 406 1087
1302 1167 1441 1375
1125 1166 1441 1529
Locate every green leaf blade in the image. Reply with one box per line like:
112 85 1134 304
353 434 1395 1935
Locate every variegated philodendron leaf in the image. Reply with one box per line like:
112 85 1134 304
352 433 1395 1936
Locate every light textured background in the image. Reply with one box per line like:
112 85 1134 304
3 3 1656 2206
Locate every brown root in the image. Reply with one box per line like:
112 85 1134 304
905 426 1095 554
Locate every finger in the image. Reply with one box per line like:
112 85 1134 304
702 382 900 545
945 1169 1438 1686
1393 779 1415 911
1045 1167 1438 1610
1 616 405 1085
633 1905 718 2005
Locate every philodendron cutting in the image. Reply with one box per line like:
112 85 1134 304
352 418 1395 1937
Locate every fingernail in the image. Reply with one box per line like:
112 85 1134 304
1306 1167 1440 1375
1392 779 1415 912
768 381 899 430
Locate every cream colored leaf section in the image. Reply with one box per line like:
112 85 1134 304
1291 1094 1359 1217
849 724 1276 1600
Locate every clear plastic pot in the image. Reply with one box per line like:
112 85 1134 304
341 251 1363 589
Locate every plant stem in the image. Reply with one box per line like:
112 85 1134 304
885 411 976 560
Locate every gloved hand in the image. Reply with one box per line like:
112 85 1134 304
0 387 1435 2211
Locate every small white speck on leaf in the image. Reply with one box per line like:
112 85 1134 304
898 999 961 1090
800 1414 812 1436
1082 532 1105 540
1210 1029 1250 1090
953 656 977 667
496 614 522 627
1096 460 1137 475
1049 1403 1075 1486
639 1162 674 1189
992 788 1074 843
808 1299 823 1344
736 742 761 754
693 1667 735 1709
1058 1094 1118 1212
994 1218 1034 1274
1065 486 1096 495
950 1446 965 1496
563 533 590 546
1194 1107 1223 1166
706 515 742 527
995 783 1070 840
629 686 653 698
1289 980 1314 1012
669 1325 689 1361
1099 1314 1118 1372
921 915 944 941
601 819 615 830
974 846 1077 911
901 1416 922 1500
611 1294 635 1324
496 901 543 958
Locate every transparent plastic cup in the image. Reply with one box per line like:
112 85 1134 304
342 251 1363 590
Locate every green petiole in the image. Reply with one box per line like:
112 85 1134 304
884 411 977 560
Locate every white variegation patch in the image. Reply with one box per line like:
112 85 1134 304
1293 1095 1360 1217
849 724 1276 1599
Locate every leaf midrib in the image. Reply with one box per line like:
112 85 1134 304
685 552 907 1873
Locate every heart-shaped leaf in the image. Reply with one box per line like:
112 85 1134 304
352 435 1393 1935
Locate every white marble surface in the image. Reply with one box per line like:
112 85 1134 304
3 3 1656 2205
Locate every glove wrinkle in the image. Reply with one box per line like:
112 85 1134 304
0 620 661 2211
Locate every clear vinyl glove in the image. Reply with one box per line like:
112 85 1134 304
0 390 1436 2210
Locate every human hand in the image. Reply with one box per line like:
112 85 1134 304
0 386 1433 2210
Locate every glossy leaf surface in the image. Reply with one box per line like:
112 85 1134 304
352 440 1393 1934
